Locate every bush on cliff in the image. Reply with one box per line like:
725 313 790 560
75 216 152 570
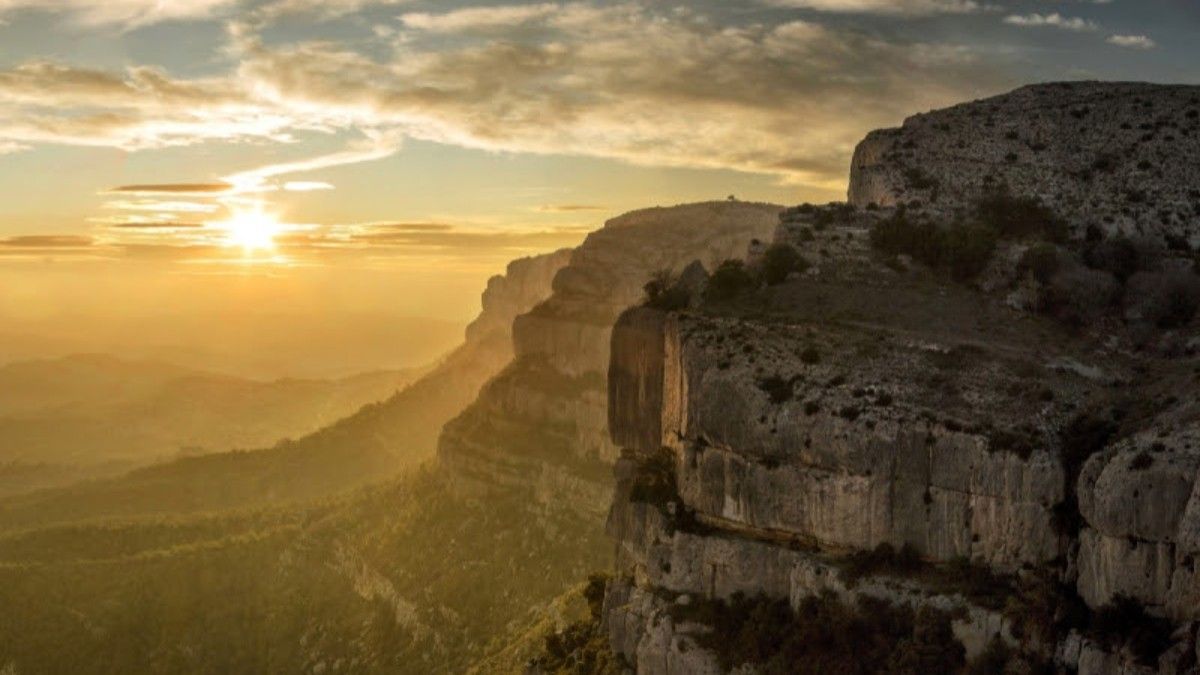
760 243 809 285
870 209 997 281
707 259 756 301
1088 595 1174 666
974 188 1068 243
678 592 966 675
643 269 689 311
1125 270 1200 328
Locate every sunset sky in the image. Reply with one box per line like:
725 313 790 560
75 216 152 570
0 0 1195 327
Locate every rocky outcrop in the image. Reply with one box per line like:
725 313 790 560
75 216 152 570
598 84 1200 674
440 202 781 516
466 250 574 344
849 82 1200 243
513 202 782 377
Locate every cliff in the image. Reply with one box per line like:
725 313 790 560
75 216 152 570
596 83 1200 675
439 201 781 518
849 82 1200 242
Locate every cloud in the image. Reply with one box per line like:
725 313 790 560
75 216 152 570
764 0 987 15
365 223 455 232
0 0 236 28
221 133 403 191
537 204 607 212
1108 34 1157 49
283 181 335 192
108 183 233 194
0 235 93 247
400 4 560 32
0 3 1015 194
109 221 206 229
0 62 291 151
1003 13 1098 31
231 3 1009 191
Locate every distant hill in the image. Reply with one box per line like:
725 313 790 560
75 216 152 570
0 250 573 526
0 354 424 475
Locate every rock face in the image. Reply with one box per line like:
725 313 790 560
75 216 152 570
440 201 780 518
597 84 1200 675
465 250 574 344
513 201 782 378
849 82 1200 242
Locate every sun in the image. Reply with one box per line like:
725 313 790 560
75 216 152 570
214 205 283 253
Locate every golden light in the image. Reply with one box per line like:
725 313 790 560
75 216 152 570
213 205 283 253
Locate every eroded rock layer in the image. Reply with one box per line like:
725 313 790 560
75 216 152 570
849 82 1200 242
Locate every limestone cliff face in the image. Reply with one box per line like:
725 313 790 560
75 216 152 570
513 202 782 378
849 82 1200 242
465 250 574 345
440 202 780 518
598 84 1200 675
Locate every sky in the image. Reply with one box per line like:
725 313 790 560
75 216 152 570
0 0 1195 330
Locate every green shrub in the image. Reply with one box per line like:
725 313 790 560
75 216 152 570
870 210 996 281
758 375 795 404
1040 268 1121 327
683 592 965 675
707 259 755 301
1125 270 1200 329
643 269 689 310
1019 243 1062 284
1083 236 1144 283
1089 595 1174 666
942 223 998 281
974 188 1068 243
760 244 809 285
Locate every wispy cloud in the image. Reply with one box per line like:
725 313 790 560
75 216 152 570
537 204 607 213
1003 13 1098 32
400 4 559 32
764 0 987 15
0 0 236 28
1108 34 1157 49
107 183 233 194
0 235 93 247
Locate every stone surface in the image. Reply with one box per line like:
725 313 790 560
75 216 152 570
849 82 1200 243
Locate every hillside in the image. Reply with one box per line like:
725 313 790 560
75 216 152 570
0 355 423 471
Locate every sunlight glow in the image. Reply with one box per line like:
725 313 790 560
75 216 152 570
213 205 283 253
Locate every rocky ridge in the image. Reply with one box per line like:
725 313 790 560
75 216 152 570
597 83 1200 675
439 201 781 518
851 82 1200 243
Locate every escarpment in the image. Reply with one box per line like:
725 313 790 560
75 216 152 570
594 84 1200 675
439 201 780 518
850 82 1200 243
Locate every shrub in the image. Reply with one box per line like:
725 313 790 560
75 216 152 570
1130 451 1154 471
941 223 998 281
1083 236 1145 283
1019 243 1061 284
684 592 965 675
1040 267 1121 327
1089 595 1173 666
842 543 922 584
643 269 689 310
869 210 997 281
758 375 795 404
1125 270 1200 329
760 244 809 285
974 189 1068 243
707 259 755 301
800 346 820 364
